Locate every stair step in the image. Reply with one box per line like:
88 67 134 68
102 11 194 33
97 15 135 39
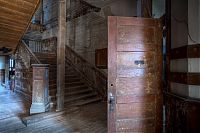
66 77 82 82
65 81 84 87
65 75 79 78
65 88 92 96
66 85 87 90
64 93 96 103
74 97 101 106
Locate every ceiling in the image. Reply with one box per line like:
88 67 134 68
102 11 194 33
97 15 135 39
83 0 118 7
0 0 40 55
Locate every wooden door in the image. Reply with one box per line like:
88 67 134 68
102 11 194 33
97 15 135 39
108 16 163 133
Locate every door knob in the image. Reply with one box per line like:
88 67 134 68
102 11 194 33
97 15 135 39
109 92 115 104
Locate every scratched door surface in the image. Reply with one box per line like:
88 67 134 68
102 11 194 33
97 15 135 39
108 16 163 133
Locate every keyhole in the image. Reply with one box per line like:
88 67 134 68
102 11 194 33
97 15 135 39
111 84 113 87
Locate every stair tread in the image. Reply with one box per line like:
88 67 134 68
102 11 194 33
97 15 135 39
65 81 84 85
64 93 96 103
65 88 92 96
74 97 101 106
65 85 87 90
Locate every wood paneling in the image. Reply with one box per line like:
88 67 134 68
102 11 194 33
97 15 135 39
171 44 200 59
95 48 107 69
0 0 40 55
166 92 200 133
170 72 200 85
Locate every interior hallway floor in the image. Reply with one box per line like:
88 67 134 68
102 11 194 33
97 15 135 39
0 85 107 133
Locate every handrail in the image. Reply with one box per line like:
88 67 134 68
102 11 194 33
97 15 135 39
66 45 107 78
21 40 41 64
65 45 107 99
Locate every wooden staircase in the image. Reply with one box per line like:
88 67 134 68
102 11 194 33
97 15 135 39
34 52 101 108
65 61 101 107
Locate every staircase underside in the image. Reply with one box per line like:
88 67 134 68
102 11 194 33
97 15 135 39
0 0 40 54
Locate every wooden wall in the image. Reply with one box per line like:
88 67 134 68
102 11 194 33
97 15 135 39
15 61 32 101
166 93 200 133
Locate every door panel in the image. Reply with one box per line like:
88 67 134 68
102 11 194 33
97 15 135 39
108 16 163 133
117 52 155 77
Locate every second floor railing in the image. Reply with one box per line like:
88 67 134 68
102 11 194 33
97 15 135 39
26 37 57 53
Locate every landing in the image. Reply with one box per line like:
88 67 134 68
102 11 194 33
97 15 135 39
0 85 107 133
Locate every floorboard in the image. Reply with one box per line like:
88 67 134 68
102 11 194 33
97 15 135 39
0 85 107 133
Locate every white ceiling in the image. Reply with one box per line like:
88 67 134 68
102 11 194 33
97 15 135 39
83 0 118 7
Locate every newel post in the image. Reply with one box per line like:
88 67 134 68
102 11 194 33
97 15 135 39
30 64 49 114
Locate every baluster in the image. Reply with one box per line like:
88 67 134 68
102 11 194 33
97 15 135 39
36 41 38 52
39 41 41 52
33 41 35 53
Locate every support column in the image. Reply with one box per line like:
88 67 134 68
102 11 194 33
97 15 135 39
5 56 9 86
56 0 66 111
30 64 49 114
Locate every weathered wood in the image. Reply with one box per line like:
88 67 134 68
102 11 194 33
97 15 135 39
56 0 66 111
166 92 200 133
108 16 163 133
30 64 49 114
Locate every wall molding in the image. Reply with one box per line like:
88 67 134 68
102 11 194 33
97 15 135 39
171 44 200 59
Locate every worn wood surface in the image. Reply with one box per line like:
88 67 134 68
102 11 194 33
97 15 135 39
108 16 163 133
0 0 40 54
0 85 107 133
166 92 200 133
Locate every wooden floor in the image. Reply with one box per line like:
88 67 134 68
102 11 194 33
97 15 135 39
0 85 107 133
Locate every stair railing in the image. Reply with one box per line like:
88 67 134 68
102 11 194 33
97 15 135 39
15 40 41 68
27 23 44 33
14 40 42 100
27 37 57 53
65 45 107 100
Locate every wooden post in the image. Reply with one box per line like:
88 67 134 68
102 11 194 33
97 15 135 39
4 56 9 86
30 64 49 114
56 0 66 111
